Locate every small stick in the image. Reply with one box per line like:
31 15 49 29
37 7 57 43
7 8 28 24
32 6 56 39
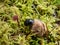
58 41 60 45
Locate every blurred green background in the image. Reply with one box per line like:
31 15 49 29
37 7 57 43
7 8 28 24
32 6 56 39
0 0 60 45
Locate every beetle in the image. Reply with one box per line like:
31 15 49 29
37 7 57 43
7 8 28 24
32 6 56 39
24 19 48 37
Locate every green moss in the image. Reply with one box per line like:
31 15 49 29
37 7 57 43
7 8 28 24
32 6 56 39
0 0 60 45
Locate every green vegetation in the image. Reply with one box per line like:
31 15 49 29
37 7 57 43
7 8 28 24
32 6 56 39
0 0 60 45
